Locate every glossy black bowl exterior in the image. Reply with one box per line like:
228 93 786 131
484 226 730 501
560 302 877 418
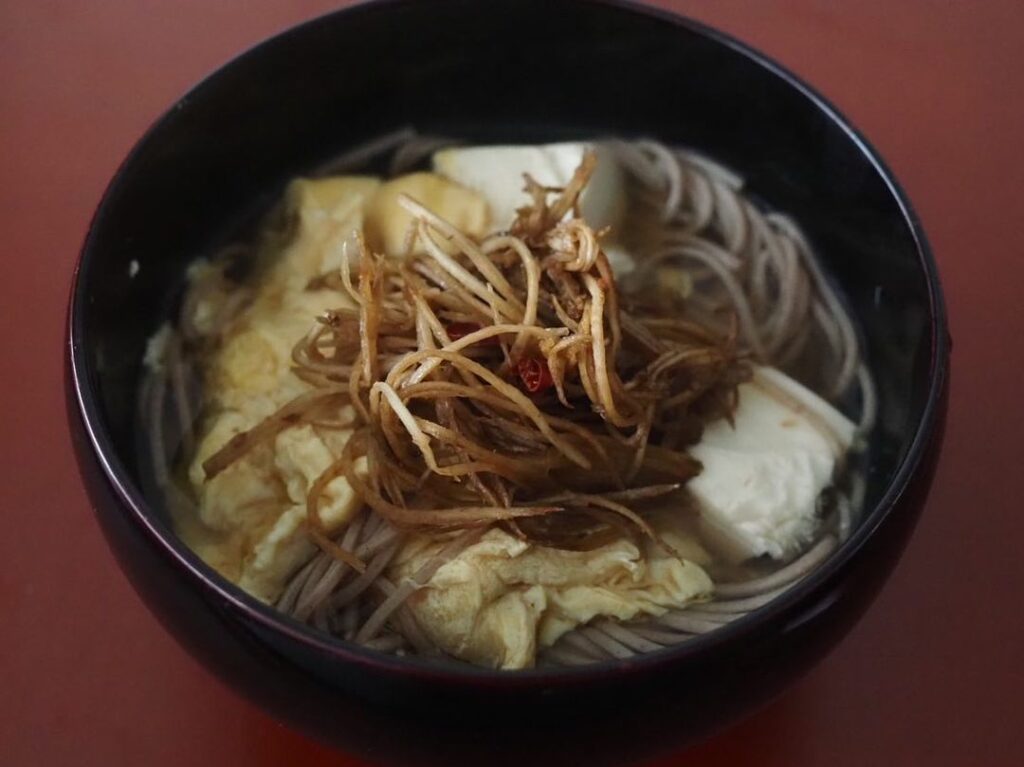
66 1 949 764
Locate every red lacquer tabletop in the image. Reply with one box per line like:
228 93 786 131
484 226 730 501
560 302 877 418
3 1 1023 764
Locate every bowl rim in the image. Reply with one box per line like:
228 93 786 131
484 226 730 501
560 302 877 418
68 0 950 687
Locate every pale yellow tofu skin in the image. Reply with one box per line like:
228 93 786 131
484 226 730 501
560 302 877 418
393 528 712 670
276 176 381 287
364 172 490 256
179 171 493 603
179 177 382 602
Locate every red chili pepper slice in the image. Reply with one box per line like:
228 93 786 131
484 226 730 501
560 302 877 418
517 356 554 394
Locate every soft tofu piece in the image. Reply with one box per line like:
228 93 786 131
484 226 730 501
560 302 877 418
432 142 627 235
188 411 281 532
275 176 380 285
207 287 343 411
395 529 711 669
182 421 364 604
184 419 364 604
688 366 856 561
238 504 314 602
274 425 362 529
434 143 636 276
179 179 378 599
237 440 364 603
364 172 490 256
286 176 380 234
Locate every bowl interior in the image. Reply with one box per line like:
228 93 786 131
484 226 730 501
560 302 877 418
73 0 941 665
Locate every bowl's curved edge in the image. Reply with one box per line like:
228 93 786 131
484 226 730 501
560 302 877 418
67 0 951 690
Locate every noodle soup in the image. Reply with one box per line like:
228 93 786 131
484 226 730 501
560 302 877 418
140 135 872 669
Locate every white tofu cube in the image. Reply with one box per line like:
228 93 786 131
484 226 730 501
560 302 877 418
432 142 627 239
688 367 856 561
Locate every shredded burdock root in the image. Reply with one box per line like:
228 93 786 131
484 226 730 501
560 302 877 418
199 154 749 640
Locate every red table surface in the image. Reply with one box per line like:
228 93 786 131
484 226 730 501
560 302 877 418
3 1 1023 764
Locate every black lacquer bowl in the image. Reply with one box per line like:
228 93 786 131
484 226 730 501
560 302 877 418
66 1 949 764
